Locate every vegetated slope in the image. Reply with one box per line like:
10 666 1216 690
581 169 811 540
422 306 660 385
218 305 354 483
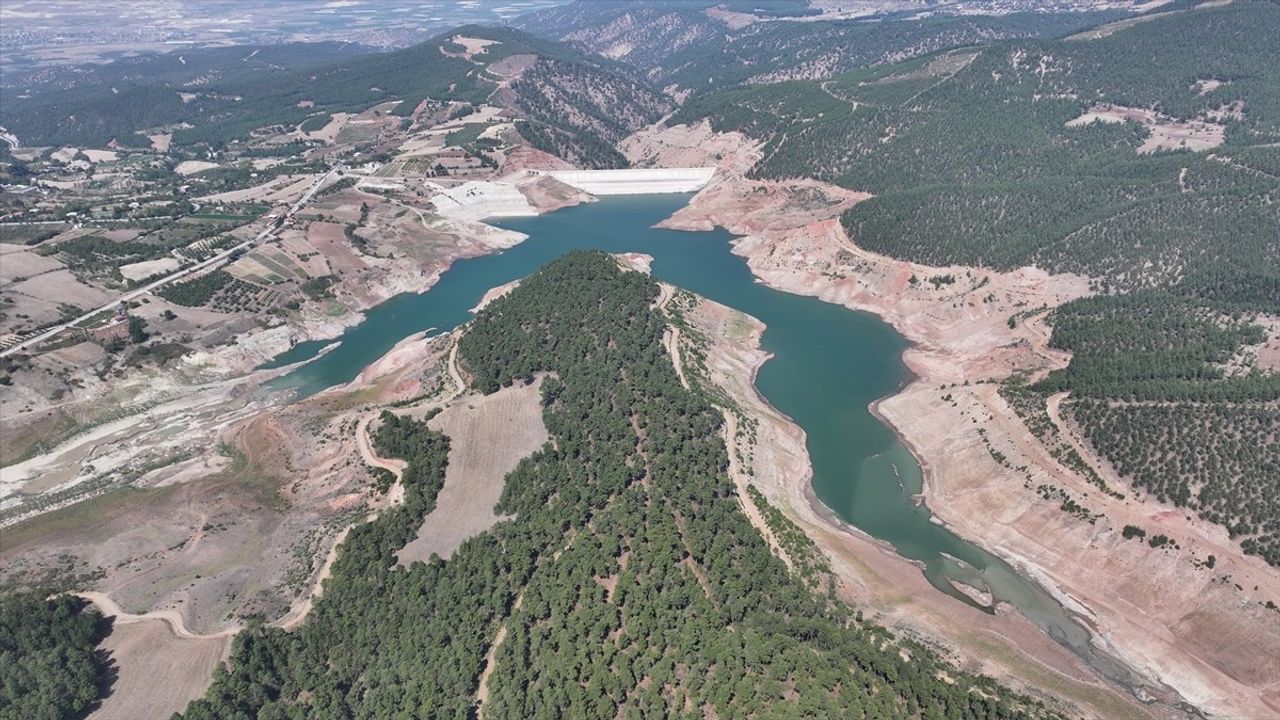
1037 294 1275 403
509 57 671 168
1068 399 1279 564
0 593 109 720
513 0 724 81
176 253 1060 719
1 42 374 95
1037 293 1280 567
676 2 1279 304
0 25 669 165
674 1 1280 565
0 43 373 149
515 0 1128 95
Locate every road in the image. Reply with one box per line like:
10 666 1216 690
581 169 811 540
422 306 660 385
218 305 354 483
76 591 239 641
0 216 181 226
0 164 343 358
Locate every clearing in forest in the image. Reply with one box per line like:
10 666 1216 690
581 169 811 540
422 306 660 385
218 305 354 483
1065 104 1225 154
396 380 548 564
89 616 229 720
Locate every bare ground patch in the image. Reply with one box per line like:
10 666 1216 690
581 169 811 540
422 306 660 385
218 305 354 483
1066 10 1177 41
0 383 375 633
0 243 64 284
487 53 536 81
1066 104 1225 154
84 593 231 720
397 380 548 564
174 161 220 176
442 35 502 61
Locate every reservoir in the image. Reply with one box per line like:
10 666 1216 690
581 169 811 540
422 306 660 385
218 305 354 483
267 194 1118 680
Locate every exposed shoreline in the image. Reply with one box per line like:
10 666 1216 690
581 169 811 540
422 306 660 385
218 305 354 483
671 287 1151 720
624 119 1279 720
712 270 1172 716
4 123 1276 719
734 334 927 574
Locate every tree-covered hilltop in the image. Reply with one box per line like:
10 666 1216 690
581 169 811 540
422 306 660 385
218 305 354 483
176 252 1060 719
0 593 110 720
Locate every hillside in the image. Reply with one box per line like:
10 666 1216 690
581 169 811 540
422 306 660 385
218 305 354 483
515 0 1131 95
0 42 376 95
0 26 669 167
174 252 1059 720
673 2 1279 307
0 42 372 149
673 0 1280 565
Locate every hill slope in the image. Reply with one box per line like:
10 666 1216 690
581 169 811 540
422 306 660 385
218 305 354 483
515 0 1131 95
176 252 1061 720
673 0 1280 566
0 26 670 166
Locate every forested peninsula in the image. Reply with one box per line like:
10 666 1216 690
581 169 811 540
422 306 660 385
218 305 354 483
170 252 1059 719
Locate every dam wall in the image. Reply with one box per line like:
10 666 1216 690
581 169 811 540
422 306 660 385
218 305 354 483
430 168 716 222
542 167 715 195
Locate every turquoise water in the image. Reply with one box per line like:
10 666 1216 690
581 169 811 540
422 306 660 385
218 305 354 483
266 194 1106 666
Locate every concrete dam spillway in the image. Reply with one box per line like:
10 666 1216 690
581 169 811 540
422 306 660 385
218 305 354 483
541 167 716 195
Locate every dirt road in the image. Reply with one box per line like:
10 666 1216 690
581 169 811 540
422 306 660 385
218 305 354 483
78 591 238 641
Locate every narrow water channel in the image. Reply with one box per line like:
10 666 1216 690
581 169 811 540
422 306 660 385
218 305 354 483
266 194 1141 693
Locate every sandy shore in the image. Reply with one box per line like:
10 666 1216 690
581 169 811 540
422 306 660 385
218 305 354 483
627 120 1280 719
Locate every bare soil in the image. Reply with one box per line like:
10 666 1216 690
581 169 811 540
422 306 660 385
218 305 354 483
89 615 229 720
444 35 501 61
174 161 220 176
398 379 548 564
196 174 318 205
513 175 594 213
500 144 575 174
1066 104 1225 154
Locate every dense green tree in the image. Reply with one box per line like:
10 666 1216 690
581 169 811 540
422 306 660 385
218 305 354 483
0 593 110 720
